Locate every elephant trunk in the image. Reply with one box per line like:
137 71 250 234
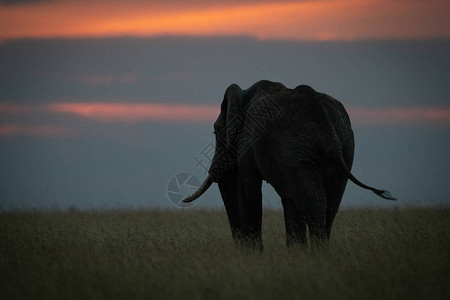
182 175 214 203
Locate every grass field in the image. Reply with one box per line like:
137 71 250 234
1 208 449 299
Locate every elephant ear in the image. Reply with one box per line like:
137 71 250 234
224 84 243 148
208 84 243 181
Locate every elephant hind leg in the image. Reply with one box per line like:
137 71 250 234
306 212 328 248
294 168 328 247
303 188 327 247
279 167 328 248
281 197 307 246
325 172 349 239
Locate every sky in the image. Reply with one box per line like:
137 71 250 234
1 0 450 210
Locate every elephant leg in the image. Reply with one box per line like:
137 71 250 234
325 143 353 239
281 197 307 246
237 152 263 250
295 168 328 247
218 172 241 241
306 211 328 248
325 173 349 239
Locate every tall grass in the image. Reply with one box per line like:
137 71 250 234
1 208 449 299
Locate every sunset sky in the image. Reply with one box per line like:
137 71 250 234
1 0 450 41
1 0 449 210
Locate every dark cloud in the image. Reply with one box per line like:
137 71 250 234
1 37 449 107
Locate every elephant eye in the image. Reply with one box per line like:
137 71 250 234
213 131 216 134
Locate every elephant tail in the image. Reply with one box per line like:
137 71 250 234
329 145 396 200
345 169 397 200
318 98 396 201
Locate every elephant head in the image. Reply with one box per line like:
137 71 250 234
183 84 243 203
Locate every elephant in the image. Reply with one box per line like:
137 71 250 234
183 80 395 249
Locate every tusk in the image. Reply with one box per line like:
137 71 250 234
182 175 214 203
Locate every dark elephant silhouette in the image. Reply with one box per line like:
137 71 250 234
184 80 395 249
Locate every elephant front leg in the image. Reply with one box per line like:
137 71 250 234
218 173 241 241
237 158 263 250
238 177 263 250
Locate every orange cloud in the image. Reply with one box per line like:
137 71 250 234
0 124 69 137
1 103 450 138
44 103 450 126
47 103 450 125
47 102 219 123
1 0 449 41
348 107 450 126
